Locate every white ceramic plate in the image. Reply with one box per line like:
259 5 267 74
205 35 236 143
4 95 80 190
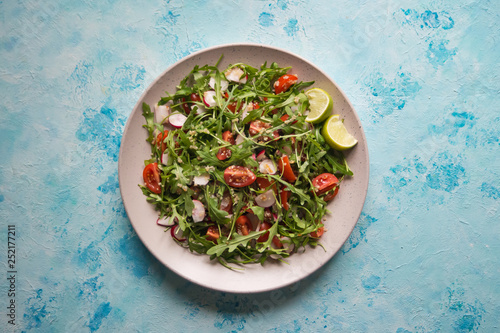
118 43 369 293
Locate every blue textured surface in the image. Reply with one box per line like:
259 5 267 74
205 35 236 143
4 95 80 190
1 0 499 332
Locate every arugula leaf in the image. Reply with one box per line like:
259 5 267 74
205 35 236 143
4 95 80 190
142 103 155 143
206 231 266 256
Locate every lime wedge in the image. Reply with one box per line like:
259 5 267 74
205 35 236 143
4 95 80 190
305 88 333 124
322 115 358 150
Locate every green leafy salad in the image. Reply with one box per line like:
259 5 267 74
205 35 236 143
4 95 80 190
140 56 354 269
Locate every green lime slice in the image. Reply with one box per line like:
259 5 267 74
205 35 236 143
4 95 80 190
305 88 333 124
321 115 358 150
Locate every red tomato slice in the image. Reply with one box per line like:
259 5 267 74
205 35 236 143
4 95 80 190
310 226 324 238
249 120 271 136
224 165 257 187
155 130 169 152
256 177 278 194
257 221 271 242
280 114 298 124
226 100 243 113
143 163 161 194
272 236 283 248
312 173 339 195
222 131 235 144
277 155 297 183
206 226 220 242
236 215 253 236
323 186 340 201
280 186 291 211
273 74 298 94
217 131 235 160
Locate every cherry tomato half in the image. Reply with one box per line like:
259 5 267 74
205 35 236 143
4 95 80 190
273 74 298 94
280 187 292 211
257 221 271 242
312 173 339 195
180 97 191 114
310 226 324 238
226 100 243 113
190 93 202 102
277 155 297 183
155 130 169 152
280 114 298 124
256 177 277 194
323 186 340 201
272 236 283 248
236 215 253 236
249 120 271 136
224 165 257 188
217 131 235 160
206 225 220 242
143 162 161 194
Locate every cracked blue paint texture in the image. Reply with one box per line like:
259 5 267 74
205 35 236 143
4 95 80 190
0 0 499 332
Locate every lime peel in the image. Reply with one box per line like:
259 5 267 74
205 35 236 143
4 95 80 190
321 115 358 151
305 88 333 124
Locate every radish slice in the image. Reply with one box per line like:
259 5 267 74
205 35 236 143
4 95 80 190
209 77 229 91
259 158 277 174
235 134 245 146
255 190 276 207
225 67 246 83
281 237 295 254
193 173 210 186
169 113 187 128
161 151 169 165
155 104 170 124
192 200 206 222
203 91 217 107
192 104 206 115
256 150 267 161
251 153 256 160
157 216 175 227
171 224 186 241
238 102 251 119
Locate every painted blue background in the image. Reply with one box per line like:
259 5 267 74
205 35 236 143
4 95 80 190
1 0 499 332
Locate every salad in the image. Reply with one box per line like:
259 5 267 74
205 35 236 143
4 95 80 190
139 57 354 268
